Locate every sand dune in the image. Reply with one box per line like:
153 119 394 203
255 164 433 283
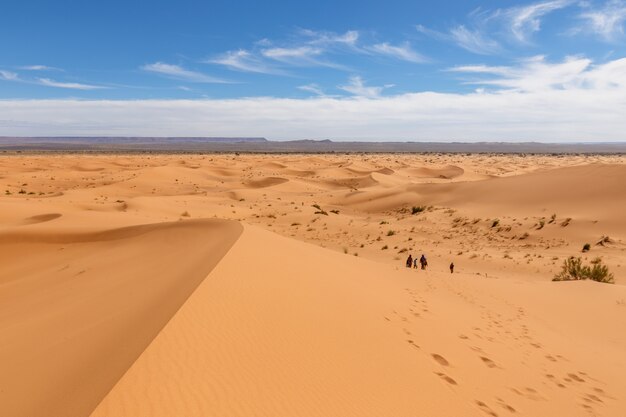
92 225 626 417
0 218 241 417
0 153 625 417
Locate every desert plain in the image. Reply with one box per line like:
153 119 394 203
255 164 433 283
1 152 625 417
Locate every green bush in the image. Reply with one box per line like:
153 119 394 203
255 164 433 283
553 256 614 284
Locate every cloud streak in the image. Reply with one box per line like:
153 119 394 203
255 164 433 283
368 42 429 63
142 62 229 83
37 78 106 90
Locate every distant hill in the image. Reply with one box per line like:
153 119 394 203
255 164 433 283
0 137 624 154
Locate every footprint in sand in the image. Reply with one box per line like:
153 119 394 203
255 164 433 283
435 372 457 385
480 356 498 368
475 400 499 417
495 397 517 414
431 353 450 366
568 373 585 383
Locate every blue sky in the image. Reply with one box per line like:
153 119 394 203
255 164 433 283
1 0 626 140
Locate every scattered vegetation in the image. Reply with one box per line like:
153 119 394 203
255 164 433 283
379 220 388 225
491 219 500 228
549 213 557 224
560 217 571 227
386 230 396 236
330 209 340 214
553 256 614 284
582 243 591 252
411 205 426 214
537 218 545 230
381 245 388 250
398 248 408 253
181 211 190 217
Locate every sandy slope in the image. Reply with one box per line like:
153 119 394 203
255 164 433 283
92 225 626 417
0 153 625 416
0 217 241 417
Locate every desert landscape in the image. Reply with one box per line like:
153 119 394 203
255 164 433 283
1 152 625 417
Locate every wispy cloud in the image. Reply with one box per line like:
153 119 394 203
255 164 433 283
37 78 106 90
449 25 502 55
449 55 626 92
499 0 573 43
0 70 20 81
338 75 391 98
417 24 501 55
19 65 60 71
300 29 360 47
368 42 429 63
142 62 229 83
418 1 572 54
209 49 284 74
578 0 626 40
298 83 326 96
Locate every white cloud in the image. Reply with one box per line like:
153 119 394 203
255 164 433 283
298 83 326 96
368 42 429 63
503 0 573 42
449 25 502 55
486 0 573 43
20 65 59 71
0 70 20 81
142 62 229 83
578 0 626 40
300 29 360 47
2 56 626 142
36 78 106 90
209 49 284 74
449 55 626 92
338 76 390 98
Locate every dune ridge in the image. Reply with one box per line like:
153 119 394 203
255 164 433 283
0 218 242 417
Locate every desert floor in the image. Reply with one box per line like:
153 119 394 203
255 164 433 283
1 153 625 417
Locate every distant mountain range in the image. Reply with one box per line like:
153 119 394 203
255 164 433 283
0 137 624 154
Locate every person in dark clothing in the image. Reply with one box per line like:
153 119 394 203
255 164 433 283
406 254 413 268
420 254 427 270
413 258 418 269
450 262 455 274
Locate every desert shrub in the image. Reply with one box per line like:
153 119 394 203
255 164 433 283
549 213 556 224
181 211 190 217
582 243 591 252
537 219 545 229
330 209 340 214
560 217 571 227
386 230 396 236
553 256 614 284
381 245 388 250
398 248 408 253
411 206 426 214
491 219 499 228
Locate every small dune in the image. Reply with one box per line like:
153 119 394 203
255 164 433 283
245 177 289 188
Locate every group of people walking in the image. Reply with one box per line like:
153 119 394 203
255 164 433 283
405 254 455 274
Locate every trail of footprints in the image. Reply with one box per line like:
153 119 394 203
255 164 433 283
389 286 615 416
